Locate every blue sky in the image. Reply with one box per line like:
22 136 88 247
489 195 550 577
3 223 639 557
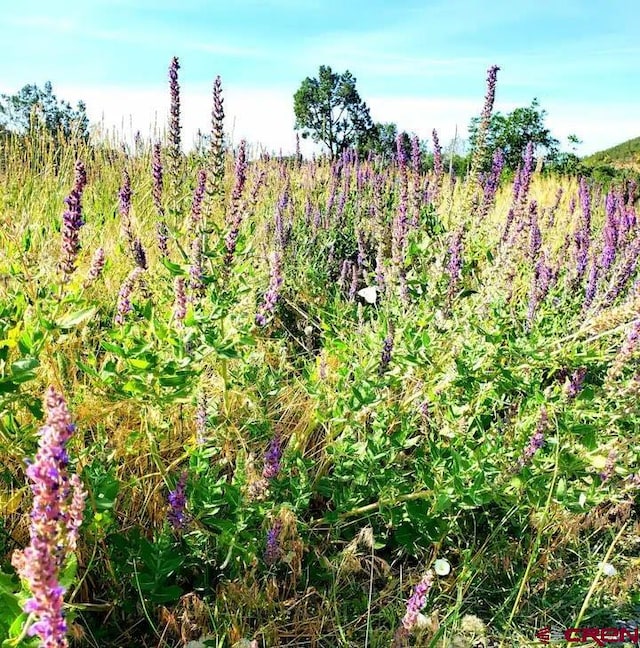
1 0 638 154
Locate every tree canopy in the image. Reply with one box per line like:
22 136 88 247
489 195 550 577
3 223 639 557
468 98 559 171
293 66 375 158
0 82 89 141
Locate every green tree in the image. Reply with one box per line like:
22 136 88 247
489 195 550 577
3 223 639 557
0 81 89 141
468 98 559 171
293 66 375 158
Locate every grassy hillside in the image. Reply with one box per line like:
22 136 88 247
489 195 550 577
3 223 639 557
583 136 640 169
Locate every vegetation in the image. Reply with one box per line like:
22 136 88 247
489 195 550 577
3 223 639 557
0 82 89 142
583 136 640 169
293 65 376 158
0 59 639 648
468 98 562 172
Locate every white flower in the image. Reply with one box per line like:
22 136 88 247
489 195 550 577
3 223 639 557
434 558 451 576
599 562 616 576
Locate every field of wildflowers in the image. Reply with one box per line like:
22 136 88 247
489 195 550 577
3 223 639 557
0 58 638 647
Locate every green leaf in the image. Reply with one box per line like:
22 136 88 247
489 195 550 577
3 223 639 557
10 357 38 374
101 341 127 357
59 554 78 589
161 258 185 276
56 307 97 329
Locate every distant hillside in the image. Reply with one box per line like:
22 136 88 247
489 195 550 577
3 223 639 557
583 136 640 170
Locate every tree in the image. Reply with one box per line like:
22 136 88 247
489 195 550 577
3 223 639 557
293 66 375 158
0 82 89 141
468 98 559 171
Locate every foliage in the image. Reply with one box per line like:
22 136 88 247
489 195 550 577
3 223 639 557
0 60 639 647
469 98 560 171
0 82 89 142
583 135 640 169
293 65 375 158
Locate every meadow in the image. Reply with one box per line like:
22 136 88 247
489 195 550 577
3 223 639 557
0 59 638 648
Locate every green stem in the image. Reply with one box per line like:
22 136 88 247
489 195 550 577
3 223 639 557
501 428 561 645
574 521 629 630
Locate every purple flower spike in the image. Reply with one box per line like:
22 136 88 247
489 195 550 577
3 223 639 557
84 247 105 287
189 169 207 233
401 571 434 632
379 323 395 375
168 471 189 530
173 276 187 324
210 75 225 195
114 267 144 325
432 129 443 182
470 65 500 173
566 367 587 400
152 142 164 217
60 160 88 280
11 387 86 648
518 407 548 468
256 251 283 326
262 435 283 480
600 450 617 483
265 520 283 565
168 56 181 162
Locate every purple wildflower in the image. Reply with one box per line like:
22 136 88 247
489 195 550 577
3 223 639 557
566 367 587 400
471 65 500 174
527 250 552 330
339 259 351 293
379 323 395 375
152 142 164 217
548 187 563 227
255 251 283 326
432 129 443 182
401 571 434 632
348 263 359 302
118 169 133 244
173 276 186 324
600 450 617 483
607 318 640 382
210 75 225 195
168 471 188 530
584 261 599 310
156 221 169 258
375 240 386 292
195 391 208 445
83 247 105 287
262 435 282 480
229 140 247 215
411 134 421 175
516 142 535 209
188 236 204 301
265 520 282 565
481 148 504 217
168 56 181 172
132 238 147 270
224 141 248 264
529 201 541 261
114 266 144 326
574 177 592 283
518 408 548 468
601 191 618 272
188 169 207 233
11 387 86 648
60 160 88 280
357 229 367 268
447 229 464 302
